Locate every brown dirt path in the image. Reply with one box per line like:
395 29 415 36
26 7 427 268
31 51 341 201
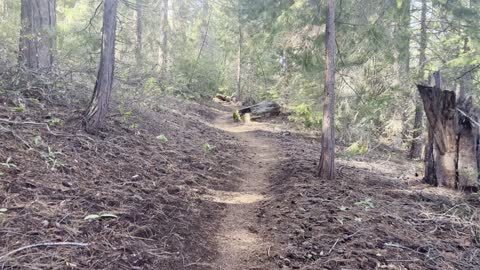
209 112 278 270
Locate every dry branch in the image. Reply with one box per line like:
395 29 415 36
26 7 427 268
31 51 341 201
0 242 89 261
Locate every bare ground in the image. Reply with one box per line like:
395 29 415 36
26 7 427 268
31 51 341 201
210 112 277 270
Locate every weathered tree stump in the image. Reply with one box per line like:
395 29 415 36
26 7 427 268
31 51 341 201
418 85 479 191
457 97 479 190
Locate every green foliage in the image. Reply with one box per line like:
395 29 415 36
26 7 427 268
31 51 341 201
345 142 369 156
233 111 241 122
12 106 26 113
288 103 322 129
203 143 215 154
156 135 168 142
0 157 17 169
143 77 162 95
47 118 63 126
42 147 65 171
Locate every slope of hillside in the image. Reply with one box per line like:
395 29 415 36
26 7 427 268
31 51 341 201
0 93 243 270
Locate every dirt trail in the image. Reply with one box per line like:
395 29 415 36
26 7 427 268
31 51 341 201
209 112 277 270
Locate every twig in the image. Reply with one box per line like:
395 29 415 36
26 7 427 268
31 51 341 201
0 242 89 260
0 119 52 132
328 238 340 255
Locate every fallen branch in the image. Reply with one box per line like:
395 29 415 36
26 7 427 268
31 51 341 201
0 118 94 141
0 242 89 260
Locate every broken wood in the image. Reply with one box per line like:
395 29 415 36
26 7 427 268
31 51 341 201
457 98 479 190
237 101 280 119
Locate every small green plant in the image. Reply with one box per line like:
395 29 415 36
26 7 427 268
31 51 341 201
345 142 368 156
33 135 43 146
130 123 139 129
12 106 26 112
233 111 241 122
355 198 374 211
0 208 7 214
0 157 17 169
47 117 63 126
0 171 4 176
122 110 133 121
203 143 215 153
144 77 161 94
156 134 168 142
43 147 65 171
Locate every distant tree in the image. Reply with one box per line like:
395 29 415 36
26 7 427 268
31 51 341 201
236 0 243 101
409 0 428 159
85 0 118 133
318 0 336 180
158 0 168 76
135 0 143 66
19 0 56 70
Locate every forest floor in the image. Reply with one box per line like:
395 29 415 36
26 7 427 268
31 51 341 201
1 92 480 270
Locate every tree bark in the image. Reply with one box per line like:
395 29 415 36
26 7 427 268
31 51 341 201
409 0 427 159
318 0 336 180
457 97 479 191
418 83 457 188
158 0 168 76
423 72 440 185
135 0 143 66
19 0 56 70
85 0 118 133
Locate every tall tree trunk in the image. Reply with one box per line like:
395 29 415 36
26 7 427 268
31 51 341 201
158 0 168 76
135 0 143 66
397 0 411 144
458 37 473 101
458 0 473 101
198 0 209 49
236 3 243 101
85 0 118 133
19 0 56 70
409 0 428 159
318 0 336 180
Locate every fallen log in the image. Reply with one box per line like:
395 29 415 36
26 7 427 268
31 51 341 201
214 94 233 102
237 101 280 119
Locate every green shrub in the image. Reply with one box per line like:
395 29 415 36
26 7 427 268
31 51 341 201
345 142 368 156
288 103 323 128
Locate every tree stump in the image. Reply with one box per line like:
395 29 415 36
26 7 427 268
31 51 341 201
418 85 479 191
